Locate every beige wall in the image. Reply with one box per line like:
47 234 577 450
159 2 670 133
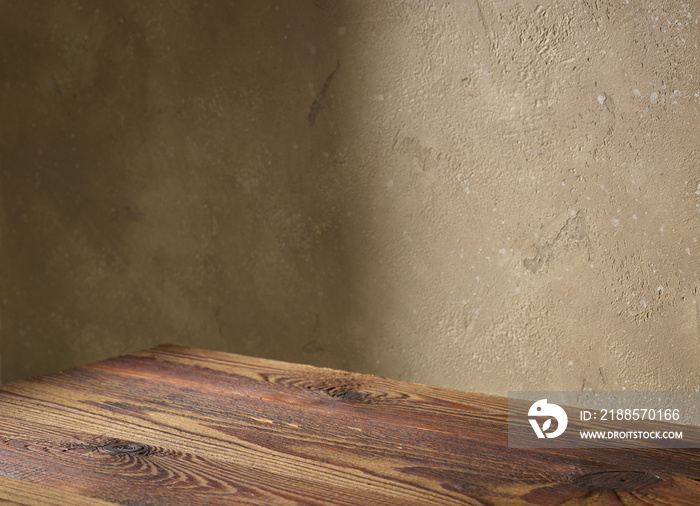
1 0 698 395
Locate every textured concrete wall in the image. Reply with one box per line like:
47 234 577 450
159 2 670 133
1 0 699 394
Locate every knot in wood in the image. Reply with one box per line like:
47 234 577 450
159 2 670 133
99 441 149 456
574 470 662 490
306 377 369 401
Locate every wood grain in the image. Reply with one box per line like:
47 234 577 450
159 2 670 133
0 475 115 506
0 344 698 504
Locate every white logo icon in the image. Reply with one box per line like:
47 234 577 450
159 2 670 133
528 399 568 438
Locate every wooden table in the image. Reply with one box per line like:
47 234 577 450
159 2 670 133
0 345 698 505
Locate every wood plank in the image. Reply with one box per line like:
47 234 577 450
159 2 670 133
0 475 115 505
0 344 698 504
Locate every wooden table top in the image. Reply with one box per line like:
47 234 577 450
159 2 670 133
0 345 698 505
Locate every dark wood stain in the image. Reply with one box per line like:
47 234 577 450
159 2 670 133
0 344 697 504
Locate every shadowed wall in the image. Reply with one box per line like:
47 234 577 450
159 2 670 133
1 0 699 394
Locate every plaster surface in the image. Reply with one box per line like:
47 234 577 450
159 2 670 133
1 0 699 394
